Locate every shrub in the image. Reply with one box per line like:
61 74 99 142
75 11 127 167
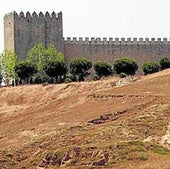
15 61 37 84
43 60 67 83
159 57 170 70
92 74 100 80
113 57 138 75
64 74 73 83
142 62 160 75
69 57 92 81
119 72 127 78
93 61 112 79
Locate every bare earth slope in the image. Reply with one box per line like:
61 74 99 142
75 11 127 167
0 69 170 169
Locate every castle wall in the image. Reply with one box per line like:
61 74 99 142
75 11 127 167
64 37 170 73
4 11 170 74
4 12 15 52
4 11 63 59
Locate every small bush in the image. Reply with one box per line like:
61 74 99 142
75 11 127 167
159 57 170 70
15 61 37 84
93 61 112 79
142 62 160 75
119 72 127 78
92 74 100 81
69 57 92 81
43 60 67 83
64 77 72 83
113 57 138 75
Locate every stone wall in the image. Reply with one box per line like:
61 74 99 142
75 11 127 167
4 11 63 59
64 37 170 73
4 12 15 52
4 11 170 73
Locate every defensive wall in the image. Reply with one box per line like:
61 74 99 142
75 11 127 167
4 11 63 59
4 11 170 73
64 37 170 73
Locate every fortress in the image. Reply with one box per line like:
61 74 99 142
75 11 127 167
4 11 170 72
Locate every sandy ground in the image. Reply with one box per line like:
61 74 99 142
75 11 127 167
0 69 170 168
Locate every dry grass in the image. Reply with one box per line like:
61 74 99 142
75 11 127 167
0 69 170 168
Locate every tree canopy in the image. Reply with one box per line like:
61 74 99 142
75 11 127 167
70 57 92 81
113 57 138 75
15 60 37 83
0 50 17 84
44 60 67 83
159 57 170 70
27 43 64 76
93 61 112 79
142 62 160 75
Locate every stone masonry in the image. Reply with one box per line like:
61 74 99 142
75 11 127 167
4 11 170 73
4 11 63 58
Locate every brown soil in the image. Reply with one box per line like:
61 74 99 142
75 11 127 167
0 69 170 169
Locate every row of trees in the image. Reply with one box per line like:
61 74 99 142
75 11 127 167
0 44 66 85
142 57 170 75
0 43 170 85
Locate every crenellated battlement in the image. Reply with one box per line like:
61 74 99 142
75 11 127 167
4 10 170 74
64 37 170 45
4 11 62 19
4 11 63 59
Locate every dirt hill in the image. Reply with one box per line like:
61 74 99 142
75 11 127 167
0 69 170 169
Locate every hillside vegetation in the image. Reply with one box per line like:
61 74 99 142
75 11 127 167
0 69 170 169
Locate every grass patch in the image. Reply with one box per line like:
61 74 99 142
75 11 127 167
115 140 148 161
116 140 146 153
147 143 170 155
125 153 148 161
115 139 170 163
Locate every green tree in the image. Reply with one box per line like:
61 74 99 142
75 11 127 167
93 61 112 79
15 60 37 84
27 43 47 75
159 57 170 70
44 60 67 83
27 43 65 81
69 57 92 81
0 50 17 85
113 57 138 75
142 62 160 75
45 44 64 62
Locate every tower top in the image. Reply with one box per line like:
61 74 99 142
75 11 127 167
4 11 62 19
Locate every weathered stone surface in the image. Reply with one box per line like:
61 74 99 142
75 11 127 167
64 38 170 73
4 11 63 59
4 11 170 73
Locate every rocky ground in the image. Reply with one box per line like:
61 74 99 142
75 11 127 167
0 69 170 169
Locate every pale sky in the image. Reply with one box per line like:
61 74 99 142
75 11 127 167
1 0 170 53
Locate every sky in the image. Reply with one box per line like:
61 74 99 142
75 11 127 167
1 0 170 52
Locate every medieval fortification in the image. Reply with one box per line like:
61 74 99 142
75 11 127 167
4 11 170 72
